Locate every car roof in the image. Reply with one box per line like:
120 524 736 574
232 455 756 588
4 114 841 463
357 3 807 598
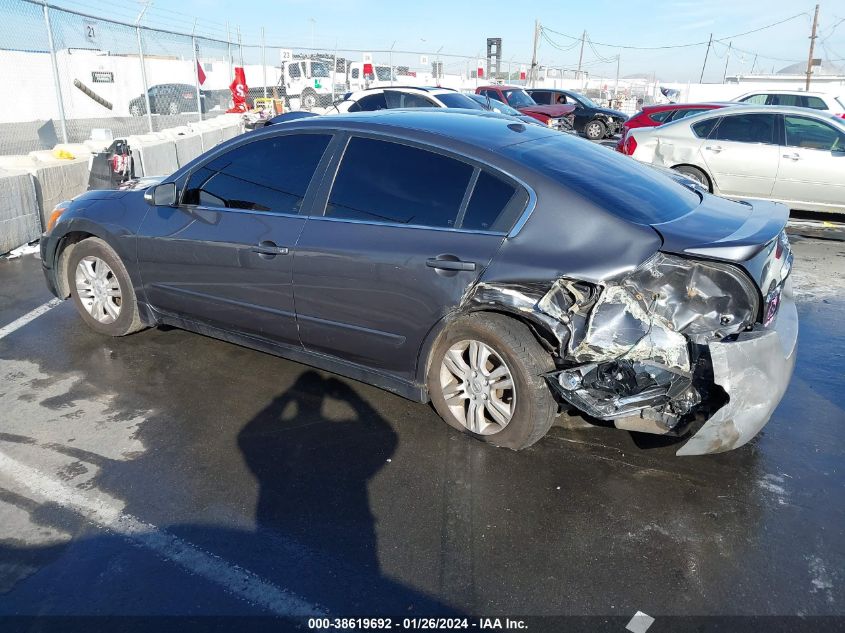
651 104 845 129
737 89 832 96
478 84 525 91
642 102 732 111
350 85 455 94
256 109 557 150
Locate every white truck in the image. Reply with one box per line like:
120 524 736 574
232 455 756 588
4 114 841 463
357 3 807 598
345 62 398 92
276 59 337 109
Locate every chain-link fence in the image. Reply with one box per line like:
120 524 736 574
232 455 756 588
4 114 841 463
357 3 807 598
0 0 662 156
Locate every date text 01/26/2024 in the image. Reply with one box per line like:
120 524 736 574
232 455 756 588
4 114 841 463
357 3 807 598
307 618 528 630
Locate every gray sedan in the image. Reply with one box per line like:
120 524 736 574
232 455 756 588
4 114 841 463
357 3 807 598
41 110 797 455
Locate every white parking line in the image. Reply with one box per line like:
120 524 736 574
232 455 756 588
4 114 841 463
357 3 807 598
0 450 323 616
0 298 62 340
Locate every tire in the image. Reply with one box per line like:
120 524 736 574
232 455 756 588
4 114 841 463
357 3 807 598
672 165 712 192
167 100 180 115
427 313 558 450
67 238 145 337
301 88 318 110
129 103 143 117
583 119 606 141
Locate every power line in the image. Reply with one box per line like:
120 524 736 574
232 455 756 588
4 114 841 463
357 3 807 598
541 12 809 50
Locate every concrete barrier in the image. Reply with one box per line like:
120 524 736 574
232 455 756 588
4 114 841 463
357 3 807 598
161 128 204 167
126 134 179 177
0 154 89 231
0 168 39 254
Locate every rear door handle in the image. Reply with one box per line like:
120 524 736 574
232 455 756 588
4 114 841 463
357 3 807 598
705 145 723 153
426 257 476 272
782 152 801 161
251 241 289 259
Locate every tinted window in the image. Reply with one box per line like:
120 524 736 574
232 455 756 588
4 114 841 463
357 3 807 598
691 117 719 138
531 91 552 104
503 134 701 225
327 137 473 228
670 108 710 121
805 96 828 110
712 113 776 144
182 134 330 213
482 89 504 103
349 93 388 112
739 94 767 105
770 94 801 107
462 170 520 232
503 89 535 108
784 116 845 150
384 91 435 108
649 110 674 123
351 68 359 79
437 93 486 110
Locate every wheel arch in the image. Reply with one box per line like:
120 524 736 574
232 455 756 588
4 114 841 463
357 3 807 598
414 306 561 401
670 163 714 192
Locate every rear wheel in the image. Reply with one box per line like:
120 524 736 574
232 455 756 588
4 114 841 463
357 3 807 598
67 238 145 337
672 165 712 192
584 119 606 141
168 100 180 115
301 88 318 110
427 313 557 450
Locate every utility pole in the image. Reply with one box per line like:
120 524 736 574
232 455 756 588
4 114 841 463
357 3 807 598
722 42 732 83
577 30 586 81
614 54 620 103
805 3 820 91
699 33 712 83
750 53 757 75
529 19 540 87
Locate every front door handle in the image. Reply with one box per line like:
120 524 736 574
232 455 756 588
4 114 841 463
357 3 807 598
782 152 801 161
426 257 476 272
705 145 724 153
251 241 289 259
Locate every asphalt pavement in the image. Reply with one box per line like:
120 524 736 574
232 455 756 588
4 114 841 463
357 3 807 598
0 233 842 630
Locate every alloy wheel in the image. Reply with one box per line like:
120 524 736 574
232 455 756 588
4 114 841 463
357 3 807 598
75 256 122 324
439 339 516 435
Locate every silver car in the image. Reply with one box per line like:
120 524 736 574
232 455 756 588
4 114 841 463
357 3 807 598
625 105 845 213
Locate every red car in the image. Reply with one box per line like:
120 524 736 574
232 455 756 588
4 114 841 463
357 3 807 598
616 103 731 153
476 85 576 131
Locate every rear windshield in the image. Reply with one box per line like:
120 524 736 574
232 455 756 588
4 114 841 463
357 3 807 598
503 134 700 225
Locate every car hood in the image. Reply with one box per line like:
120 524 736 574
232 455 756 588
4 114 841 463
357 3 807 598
593 106 627 119
519 104 576 117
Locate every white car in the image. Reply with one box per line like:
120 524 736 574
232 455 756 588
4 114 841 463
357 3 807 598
330 86 487 113
623 105 845 213
733 90 845 117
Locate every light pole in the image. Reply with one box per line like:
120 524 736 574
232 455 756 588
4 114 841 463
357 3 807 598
390 40 396 86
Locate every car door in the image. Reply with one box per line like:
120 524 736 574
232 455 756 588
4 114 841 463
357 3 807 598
699 112 780 198
292 134 528 380
772 114 845 209
136 132 334 346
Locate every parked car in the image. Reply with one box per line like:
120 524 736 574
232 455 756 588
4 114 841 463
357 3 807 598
526 88 627 140
129 83 205 117
475 85 575 131
466 93 549 128
623 105 845 213
330 86 488 113
615 102 735 152
733 90 845 117
41 110 796 456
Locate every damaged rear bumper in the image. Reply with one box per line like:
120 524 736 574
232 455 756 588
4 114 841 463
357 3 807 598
676 279 798 456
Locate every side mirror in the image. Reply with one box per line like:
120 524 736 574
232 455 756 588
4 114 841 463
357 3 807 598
145 182 177 207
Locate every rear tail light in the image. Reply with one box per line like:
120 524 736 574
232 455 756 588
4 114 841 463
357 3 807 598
623 135 637 156
840 113 845 119
183 92 194 99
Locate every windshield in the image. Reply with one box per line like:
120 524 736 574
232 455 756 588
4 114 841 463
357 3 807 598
487 99 521 116
571 92 597 108
504 135 701 225
310 62 330 77
503 89 536 108
438 93 487 110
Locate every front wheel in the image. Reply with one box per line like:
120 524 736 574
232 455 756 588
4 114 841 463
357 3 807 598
427 313 558 450
300 88 318 110
583 119 606 141
67 238 145 337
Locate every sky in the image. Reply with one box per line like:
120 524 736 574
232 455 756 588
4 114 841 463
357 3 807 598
38 0 845 81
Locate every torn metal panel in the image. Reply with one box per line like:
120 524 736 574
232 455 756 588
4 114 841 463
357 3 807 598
677 279 798 456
